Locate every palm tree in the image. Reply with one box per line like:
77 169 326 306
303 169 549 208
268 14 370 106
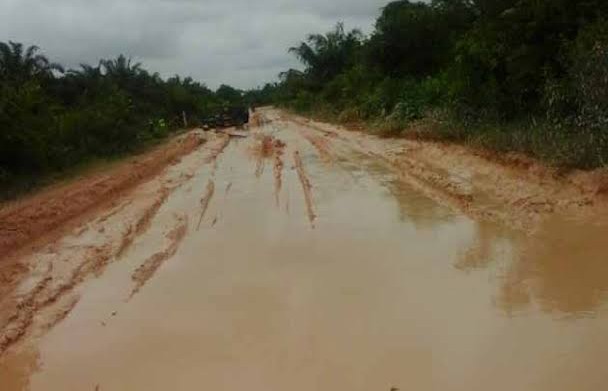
100 55 142 80
288 23 363 84
62 63 104 100
0 41 63 82
68 63 102 79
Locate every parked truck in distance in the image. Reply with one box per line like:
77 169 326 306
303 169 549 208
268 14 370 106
202 106 250 130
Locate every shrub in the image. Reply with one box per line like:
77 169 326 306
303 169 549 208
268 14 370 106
570 19 608 131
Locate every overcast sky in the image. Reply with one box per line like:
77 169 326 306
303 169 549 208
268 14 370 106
1 0 391 89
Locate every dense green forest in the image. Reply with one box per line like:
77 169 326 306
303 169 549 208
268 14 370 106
261 0 608 169
0 41 247 194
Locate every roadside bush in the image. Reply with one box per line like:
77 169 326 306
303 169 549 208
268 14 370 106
0 81 59 174
570 19 608 131
1 42 249 195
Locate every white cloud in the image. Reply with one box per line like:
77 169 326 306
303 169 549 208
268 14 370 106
0 0 390 89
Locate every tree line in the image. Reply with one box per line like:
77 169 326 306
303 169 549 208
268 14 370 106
261 0 608 169
0 41 247 194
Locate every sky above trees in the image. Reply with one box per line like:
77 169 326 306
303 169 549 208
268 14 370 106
0 0 390 89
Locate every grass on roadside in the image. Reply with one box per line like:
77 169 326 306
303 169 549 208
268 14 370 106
0 131 186 203
287 105 608 171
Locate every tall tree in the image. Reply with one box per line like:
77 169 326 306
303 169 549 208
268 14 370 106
0 41 63 83
289 23 363 86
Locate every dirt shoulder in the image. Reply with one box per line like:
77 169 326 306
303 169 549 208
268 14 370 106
0 131 206 265
0 129 230 358
283 110 608 231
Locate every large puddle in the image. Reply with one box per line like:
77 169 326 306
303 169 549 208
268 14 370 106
2 116 608 390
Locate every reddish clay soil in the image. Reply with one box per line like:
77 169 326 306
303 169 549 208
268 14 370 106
0 132 205 264
285 112 608 232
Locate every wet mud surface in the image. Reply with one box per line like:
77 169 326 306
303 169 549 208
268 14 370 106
1 108 608 390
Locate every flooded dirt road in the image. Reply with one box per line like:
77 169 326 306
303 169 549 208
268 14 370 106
1 108 608 390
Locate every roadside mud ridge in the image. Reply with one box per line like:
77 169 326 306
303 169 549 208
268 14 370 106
201 134 231 172
289 115 340 138
116 186 171 258
196 180 216 231
0 133 229 357
130 215 189 298
296 111 608 231
96 200 133 224
0 132 205 263
389 154 484 220
293 150 316 226
0 244 114 356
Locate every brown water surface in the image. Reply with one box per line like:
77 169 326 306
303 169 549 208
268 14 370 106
1 110 608 390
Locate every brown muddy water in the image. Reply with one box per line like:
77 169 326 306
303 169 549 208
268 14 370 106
1 110 608 390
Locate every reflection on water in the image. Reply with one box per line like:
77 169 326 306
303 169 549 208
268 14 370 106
454 220 510 272
498 216 608 316
387 178 455 228
342 145 608 318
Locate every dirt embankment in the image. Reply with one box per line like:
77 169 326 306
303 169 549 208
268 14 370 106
0 132 205 264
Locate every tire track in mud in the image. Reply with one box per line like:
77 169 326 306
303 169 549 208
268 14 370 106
292 114 521 229
290 113 486 228
300 130 334 164
204 134 231 165
337 139 506 229
273 140 286 206
292 111 607 232
2 155 204 355
255 159 266 178
249 133 287 206
196 180 216 231
0 243 115 356
289 115 340 139
116 186 172 258
0 134 231 357
378 149 533 230
293 151 316 227
96 200 134 224
0 246 109 356
274 153 285 206
129 215 189 298
253 135 274 178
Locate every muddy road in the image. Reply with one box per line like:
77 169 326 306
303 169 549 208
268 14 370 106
1 108 608 390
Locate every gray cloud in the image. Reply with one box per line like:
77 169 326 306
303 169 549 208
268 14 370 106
0 0 390 89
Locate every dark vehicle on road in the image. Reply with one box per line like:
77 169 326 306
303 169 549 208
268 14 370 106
202 106 249 129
